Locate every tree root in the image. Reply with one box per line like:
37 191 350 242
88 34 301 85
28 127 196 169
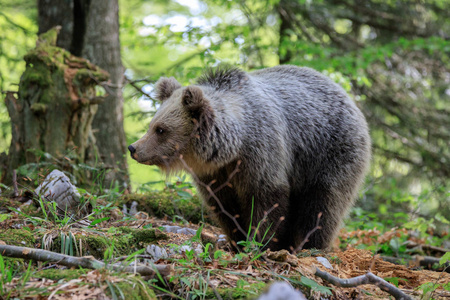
314 267 413 300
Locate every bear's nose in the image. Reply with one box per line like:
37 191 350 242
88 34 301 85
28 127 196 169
128 145 136 155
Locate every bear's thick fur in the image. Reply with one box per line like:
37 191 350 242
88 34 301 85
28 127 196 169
130 65 371 251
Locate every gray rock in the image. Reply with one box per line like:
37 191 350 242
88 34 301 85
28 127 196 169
35 170 80 214
146 244 168 261
257 282 307 300
217 234 227 247
161 225 182 233
129 201 138 215
177 227 197 236
316 257 333 269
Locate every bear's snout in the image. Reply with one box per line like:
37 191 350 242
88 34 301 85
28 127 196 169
128 145 136 157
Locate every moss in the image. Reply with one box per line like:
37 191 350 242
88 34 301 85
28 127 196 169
74 69 109 86
117 227 167 246
106 280 157 300
0 228 36 247
21 62 53 87
34 269 86 281
30 103 48 113
120 190 215 225
203 281 267 299
37 27 59 46
0 196 14 208
49 228 166 259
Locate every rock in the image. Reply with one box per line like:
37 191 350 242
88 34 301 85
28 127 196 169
316 257 333 269
35 170 80 214
257 282 307 300
217 234 228 248
146 244 168 261
177 227 197 236
129 201 138 215
161 225 182 233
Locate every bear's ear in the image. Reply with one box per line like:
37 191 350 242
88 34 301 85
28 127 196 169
154 77 182 101
182 86 214 130
182 86 205 110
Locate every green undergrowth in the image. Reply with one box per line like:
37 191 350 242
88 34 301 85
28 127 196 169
0 227 167 259
204 281 267 299
13 268 157 299
34 269 86 281
0 229 36 247
119 189 214 225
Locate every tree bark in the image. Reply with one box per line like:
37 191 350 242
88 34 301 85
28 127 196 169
36 0 129 190
38 0 73 50
2 28 108 184
82 0 129 190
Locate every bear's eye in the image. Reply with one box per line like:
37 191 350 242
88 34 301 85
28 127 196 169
155 127 165 135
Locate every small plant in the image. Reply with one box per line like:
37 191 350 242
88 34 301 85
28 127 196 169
417 252 450 299
0 254 14 297
166 174 195 201
300 276 333 296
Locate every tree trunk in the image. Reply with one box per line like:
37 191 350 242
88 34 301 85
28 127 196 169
38 0 73 50
82 0 129 190
37 0 129 190
3 28 108 185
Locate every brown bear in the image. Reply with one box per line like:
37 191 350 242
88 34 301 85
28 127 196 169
129 65 371 251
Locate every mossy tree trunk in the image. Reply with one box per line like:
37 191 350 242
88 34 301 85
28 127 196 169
3 28 108 184
37 0 129 190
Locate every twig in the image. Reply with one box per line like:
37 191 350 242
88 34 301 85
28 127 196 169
178 156 249 240
381 255 450 273
404 241 450 255
124 76 155 100
314 267 413 300
430 264 450 299
0 244 173 277
293 212 322 253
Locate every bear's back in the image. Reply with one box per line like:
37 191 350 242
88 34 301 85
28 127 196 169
247 65 370 185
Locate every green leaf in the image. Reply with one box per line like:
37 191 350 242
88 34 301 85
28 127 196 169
301 276 332 295
439 252 450 266
176 190 192 199
384 277 400 287
89 217 110 227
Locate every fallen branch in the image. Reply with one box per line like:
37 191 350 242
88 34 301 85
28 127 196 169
404 240 450 255
314 267 413 300
381 255 450 273
0 244 173 277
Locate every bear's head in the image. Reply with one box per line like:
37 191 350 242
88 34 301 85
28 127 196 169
128 77 214 173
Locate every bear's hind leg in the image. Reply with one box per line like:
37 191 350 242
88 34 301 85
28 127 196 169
289 187 344 251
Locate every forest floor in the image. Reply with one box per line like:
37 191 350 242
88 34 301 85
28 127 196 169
0 189 449 299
